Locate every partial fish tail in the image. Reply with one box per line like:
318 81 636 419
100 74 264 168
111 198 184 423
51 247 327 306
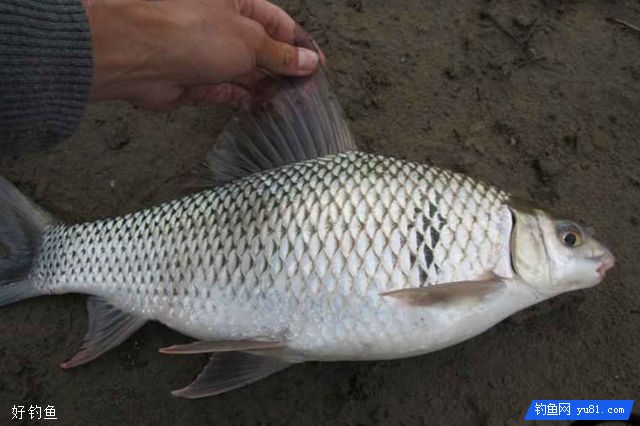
0 176 148 369
0 176 55 307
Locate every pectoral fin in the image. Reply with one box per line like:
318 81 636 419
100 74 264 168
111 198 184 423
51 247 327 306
159 339 286 354
171 352 294 398
381 279 505 307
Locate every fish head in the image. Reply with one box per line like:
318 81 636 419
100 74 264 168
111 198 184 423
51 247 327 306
510 203 615 297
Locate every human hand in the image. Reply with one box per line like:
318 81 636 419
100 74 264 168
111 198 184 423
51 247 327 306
82 0 322 110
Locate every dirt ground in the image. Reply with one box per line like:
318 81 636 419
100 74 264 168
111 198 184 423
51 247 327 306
1 0 639 424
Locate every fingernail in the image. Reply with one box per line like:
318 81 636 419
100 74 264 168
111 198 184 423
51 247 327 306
298 49 319 72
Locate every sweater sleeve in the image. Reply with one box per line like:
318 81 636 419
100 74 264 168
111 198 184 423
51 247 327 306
0 0 93 155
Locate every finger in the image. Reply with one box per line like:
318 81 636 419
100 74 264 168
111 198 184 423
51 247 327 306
238 0 296 43
256 36 319 76
181 83 249 107
293 23 326 65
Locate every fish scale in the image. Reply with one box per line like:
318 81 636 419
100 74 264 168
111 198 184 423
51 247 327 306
30 150 509 358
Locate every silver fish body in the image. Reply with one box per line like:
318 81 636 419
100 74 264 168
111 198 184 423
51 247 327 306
34 151 516 360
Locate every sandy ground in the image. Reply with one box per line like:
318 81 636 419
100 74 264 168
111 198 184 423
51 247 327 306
1 0 639 424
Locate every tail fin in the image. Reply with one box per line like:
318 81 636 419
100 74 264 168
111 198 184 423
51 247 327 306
0 176 55 306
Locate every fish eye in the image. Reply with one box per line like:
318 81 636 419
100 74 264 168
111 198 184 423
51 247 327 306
562 231 580 247
556 221 584 248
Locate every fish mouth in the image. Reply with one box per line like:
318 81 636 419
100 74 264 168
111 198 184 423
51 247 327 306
596 251 616 280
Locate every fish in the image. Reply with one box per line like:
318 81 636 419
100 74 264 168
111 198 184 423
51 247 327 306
0 69 615 399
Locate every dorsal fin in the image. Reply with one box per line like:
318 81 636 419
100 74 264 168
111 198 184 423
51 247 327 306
202 68 357 186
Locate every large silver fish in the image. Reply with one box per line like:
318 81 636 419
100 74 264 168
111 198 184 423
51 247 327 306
0 70 615 398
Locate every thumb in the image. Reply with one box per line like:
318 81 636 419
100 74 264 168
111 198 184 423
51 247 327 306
256 37 319 76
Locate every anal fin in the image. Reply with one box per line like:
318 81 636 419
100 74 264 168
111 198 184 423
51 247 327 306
159 338 285 354
381 278 505 306
61 296 146 369
172 352 294 398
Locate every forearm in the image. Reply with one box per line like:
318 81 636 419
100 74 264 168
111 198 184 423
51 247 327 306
0 0 92 154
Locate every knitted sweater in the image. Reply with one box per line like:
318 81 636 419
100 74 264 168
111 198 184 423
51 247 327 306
0 0 92 155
